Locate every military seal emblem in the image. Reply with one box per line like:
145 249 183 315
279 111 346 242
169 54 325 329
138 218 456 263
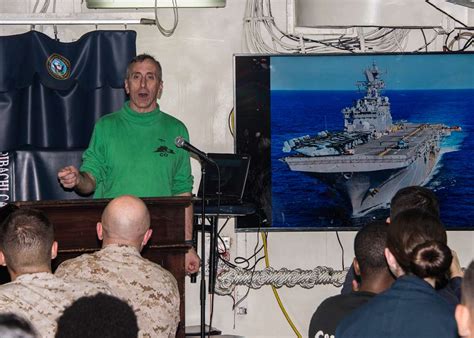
46 53 71 80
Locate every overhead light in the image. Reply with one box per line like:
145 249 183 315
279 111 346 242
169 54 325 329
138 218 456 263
86 0 226 8
446 0 474 8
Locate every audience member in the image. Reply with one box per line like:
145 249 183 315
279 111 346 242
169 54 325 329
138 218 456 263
0 208 112 337
55 293 138 338
336 210 458 338
389 185 440 219
0 313 37 338
456 261 474 338
390 186 463 303
0 204 19 283
308 221 394 338
55 195 180 337
342 185 462 306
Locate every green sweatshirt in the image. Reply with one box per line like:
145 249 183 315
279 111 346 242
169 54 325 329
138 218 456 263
81 102 193 198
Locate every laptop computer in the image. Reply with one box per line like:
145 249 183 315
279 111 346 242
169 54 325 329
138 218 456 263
197 153 251 206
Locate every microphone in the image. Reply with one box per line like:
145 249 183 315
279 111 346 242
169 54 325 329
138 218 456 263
175 136 215 164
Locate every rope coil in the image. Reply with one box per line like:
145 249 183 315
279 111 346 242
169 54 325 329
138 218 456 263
215 265 348 296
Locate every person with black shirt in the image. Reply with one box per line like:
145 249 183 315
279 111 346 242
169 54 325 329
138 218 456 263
336 210 458 338
308 221 394 338
341 186 463 306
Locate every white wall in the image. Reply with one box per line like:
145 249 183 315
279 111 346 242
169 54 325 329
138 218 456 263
1 1 473 337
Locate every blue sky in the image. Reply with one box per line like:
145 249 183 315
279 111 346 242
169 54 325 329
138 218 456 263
271 53 474 90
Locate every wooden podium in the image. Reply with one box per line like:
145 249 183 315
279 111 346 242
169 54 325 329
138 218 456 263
14 197 191 338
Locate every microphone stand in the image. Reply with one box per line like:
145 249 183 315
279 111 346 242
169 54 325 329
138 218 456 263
199 161 207 338
197 158 220 338
174 137 219 337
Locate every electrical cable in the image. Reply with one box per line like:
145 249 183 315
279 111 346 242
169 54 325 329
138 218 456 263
218 217 231 235
31 0 42 30
414 29 440 52
32 0 41 13
335 231 345 270
154 0 179 37
243 0 429 54
217 217 252 271
462 37 473 50
216 224 238 267
447 31 474 51
232 285 250 310
40 0 50 13
219 256 238 269
261 232 302 338
217 235 228 255
445 29 455 48
31 0 51 32
231 224 265 310
228 108 235 138
425 0 468 28
233 244 265 270
233 240 264 269
420 29 428 52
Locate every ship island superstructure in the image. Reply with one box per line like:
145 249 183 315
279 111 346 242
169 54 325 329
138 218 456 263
281 63 457 216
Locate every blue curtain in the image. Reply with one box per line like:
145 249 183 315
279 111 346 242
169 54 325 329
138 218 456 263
0 30 137 203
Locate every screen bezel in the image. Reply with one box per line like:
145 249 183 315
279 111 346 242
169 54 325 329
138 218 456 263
234 51 474 232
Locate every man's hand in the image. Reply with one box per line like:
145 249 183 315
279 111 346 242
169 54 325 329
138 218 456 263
185 247 200 275
450 250 464 279
58 166 96 195
58 166 81 189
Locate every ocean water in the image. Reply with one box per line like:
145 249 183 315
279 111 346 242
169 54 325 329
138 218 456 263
271 89 474 229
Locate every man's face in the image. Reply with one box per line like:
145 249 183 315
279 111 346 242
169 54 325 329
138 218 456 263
124 59 163 113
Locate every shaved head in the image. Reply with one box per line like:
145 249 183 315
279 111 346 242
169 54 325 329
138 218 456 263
100 195 150 247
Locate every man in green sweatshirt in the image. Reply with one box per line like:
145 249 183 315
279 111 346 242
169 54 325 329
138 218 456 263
58 54 199 274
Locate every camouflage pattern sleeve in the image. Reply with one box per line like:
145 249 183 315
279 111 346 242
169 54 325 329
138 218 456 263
0 272 113 337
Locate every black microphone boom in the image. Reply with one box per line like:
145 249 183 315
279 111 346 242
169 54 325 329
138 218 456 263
175 136 215 164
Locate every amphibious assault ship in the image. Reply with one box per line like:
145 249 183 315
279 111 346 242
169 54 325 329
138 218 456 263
281 63 458 216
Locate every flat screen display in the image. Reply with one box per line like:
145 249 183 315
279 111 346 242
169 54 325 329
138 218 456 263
197 153 250 201
234 52 474 231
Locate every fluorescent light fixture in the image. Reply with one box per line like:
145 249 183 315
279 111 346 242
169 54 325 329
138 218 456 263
446 0 474 8
86 0 226 8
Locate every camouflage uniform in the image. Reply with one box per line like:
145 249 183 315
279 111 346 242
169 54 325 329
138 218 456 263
0 272 111 337
55 244 180 338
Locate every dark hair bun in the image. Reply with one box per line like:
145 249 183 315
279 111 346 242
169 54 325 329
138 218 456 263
409 240 452 280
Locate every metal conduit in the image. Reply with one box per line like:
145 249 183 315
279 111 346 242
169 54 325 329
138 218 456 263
0 18 156 25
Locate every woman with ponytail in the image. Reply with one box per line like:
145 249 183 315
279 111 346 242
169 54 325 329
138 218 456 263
336 209 458 338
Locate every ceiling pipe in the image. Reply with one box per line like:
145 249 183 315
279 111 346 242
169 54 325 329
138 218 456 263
0 18 156 25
